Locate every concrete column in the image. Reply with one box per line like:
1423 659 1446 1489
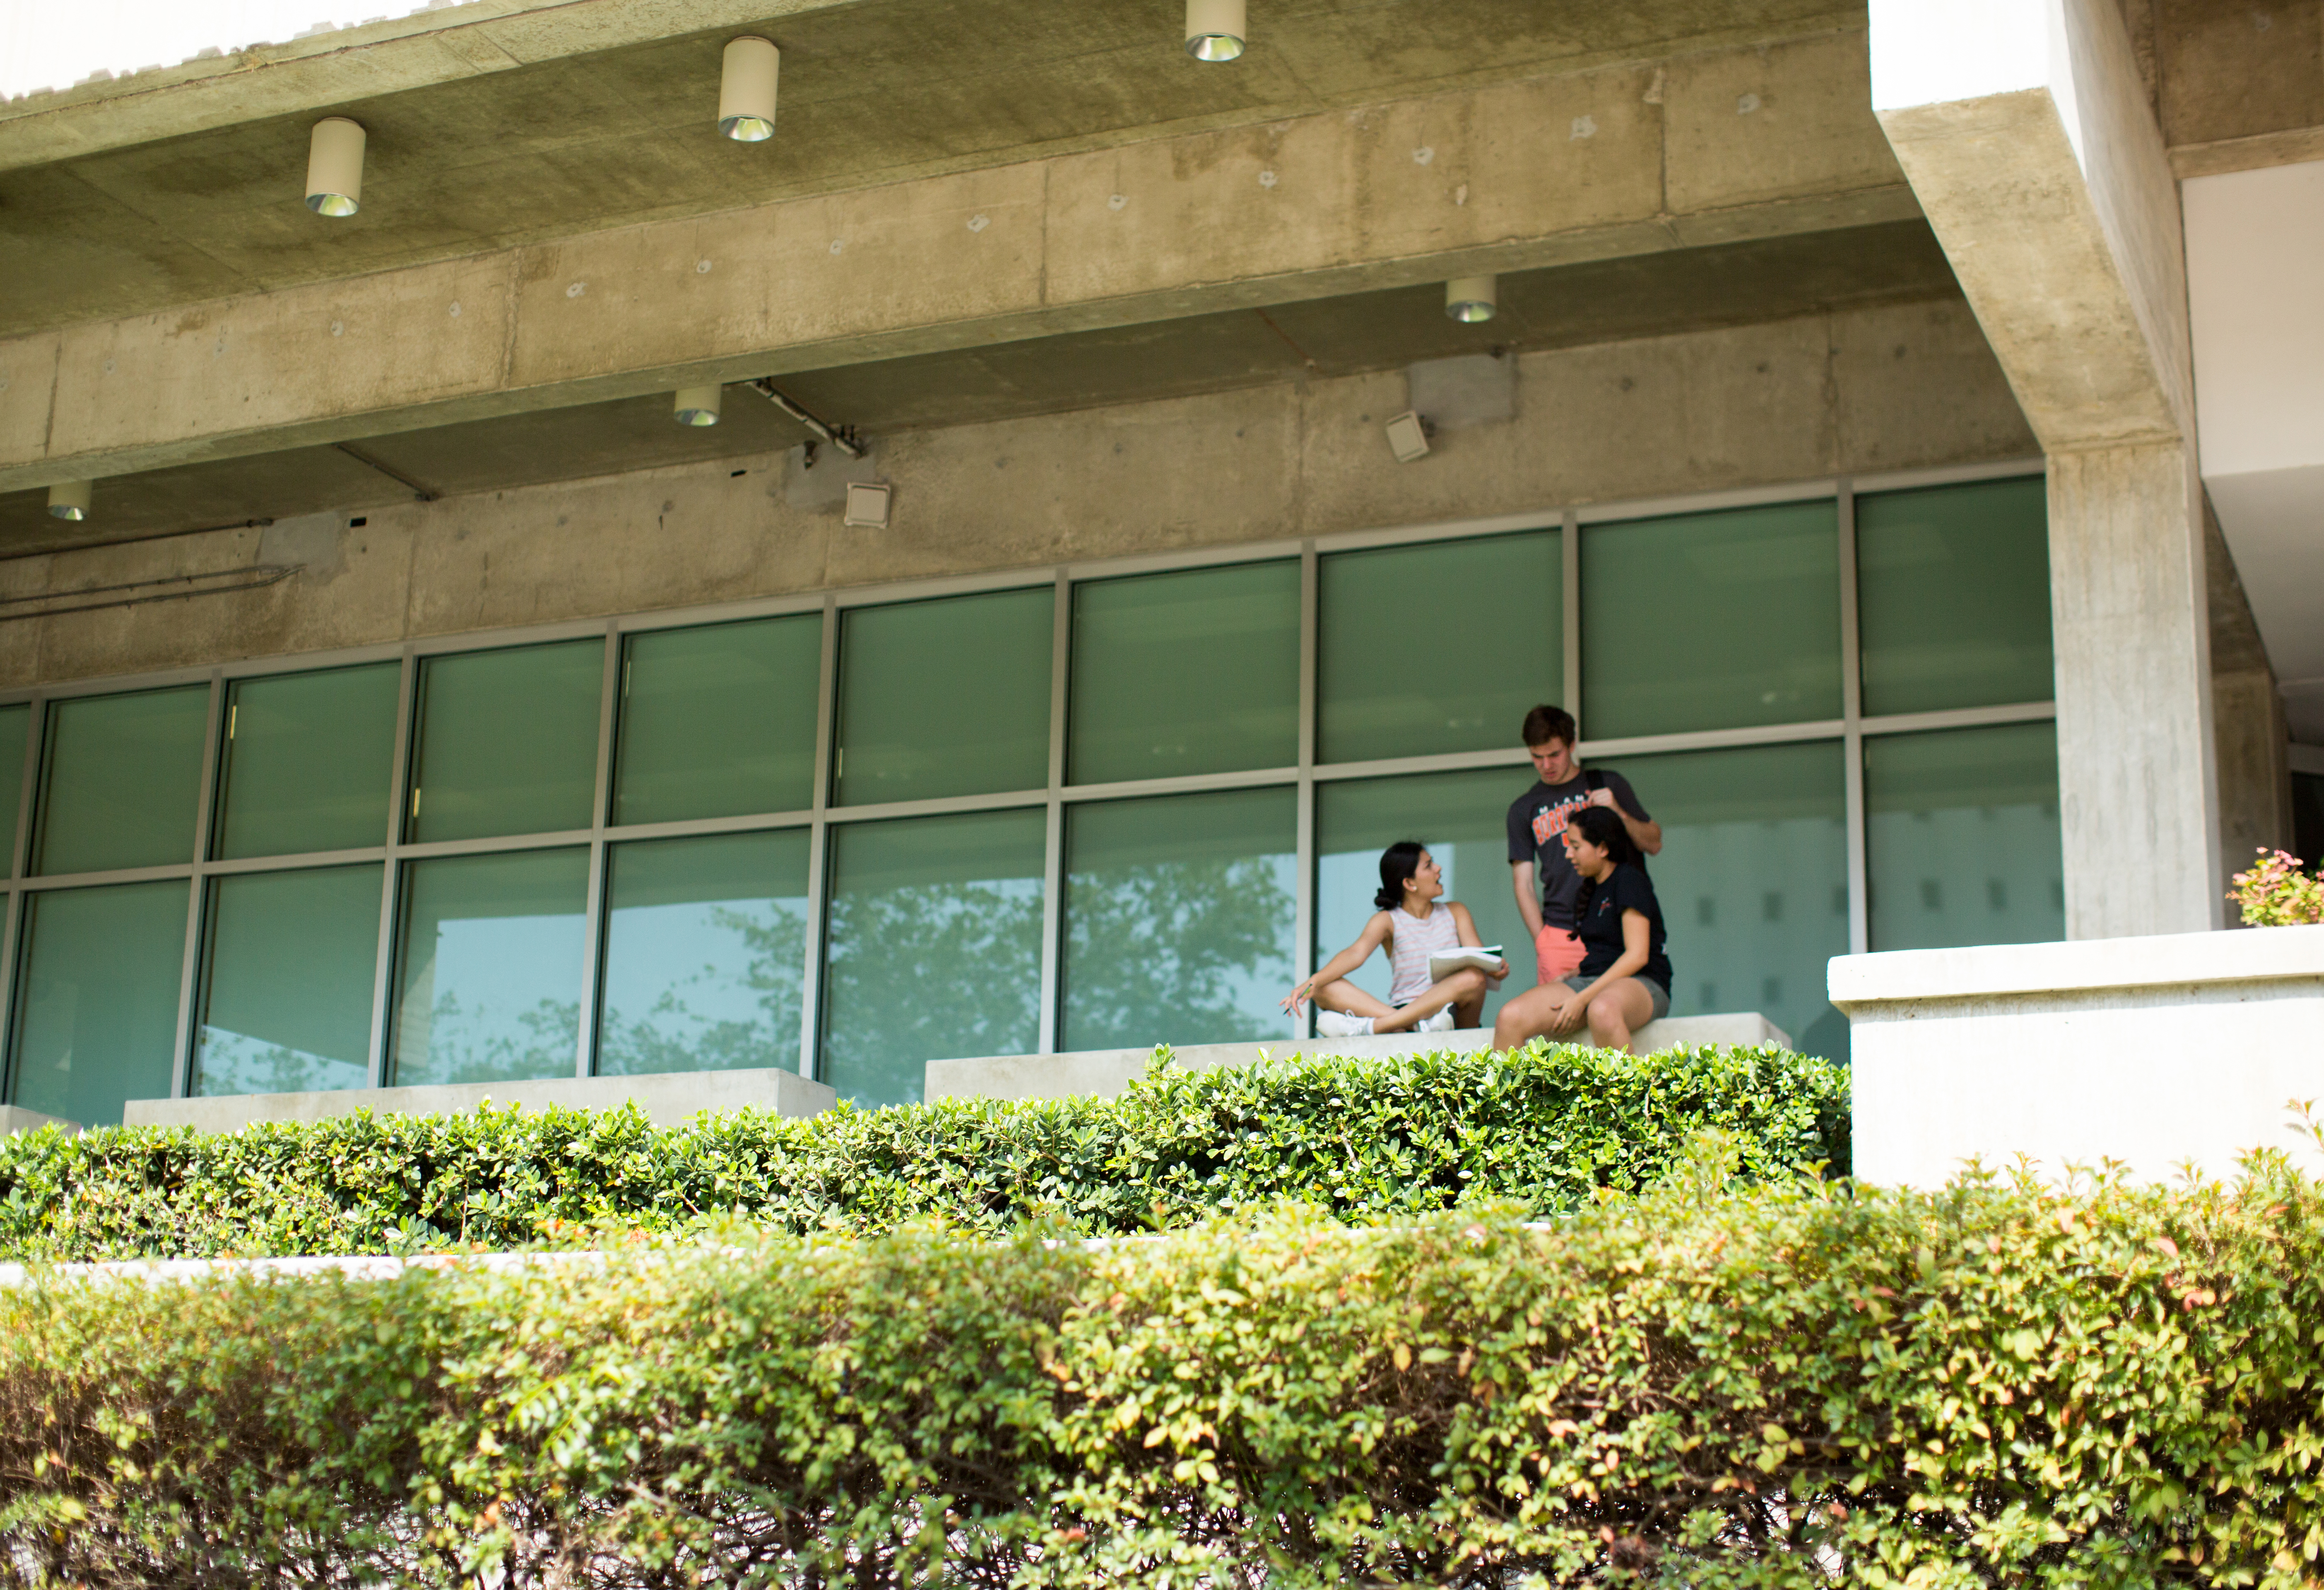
2048 443 2219 935
1871 0 2222 936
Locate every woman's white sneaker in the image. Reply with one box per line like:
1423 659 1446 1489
1420 1006 1457 1033
1314 1009 1375 1037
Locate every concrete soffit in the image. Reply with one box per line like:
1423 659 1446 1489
1868 0 2191 456
0 34 1923 495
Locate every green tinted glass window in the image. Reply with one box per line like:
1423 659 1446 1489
196 865 381 1097
1867 721 2063 952
391 848 588 1086
615 616 821 825
0 703 29 874
1857 476 2053 716
1069 563 1298 784
1315 768 1538 1032
216 664 399 859
1581 501 1842 739
1617 742 1851 1060
10 880 187 1125
822 809 1045 1106
409 642 603 843
1062 788 1295 1051
1319 530 1560 765
36 685 209 875
835 588 1051 805
599 830 811 1076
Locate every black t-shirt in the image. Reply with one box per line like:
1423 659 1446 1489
1574 863 1673 989
1504 769 1652 930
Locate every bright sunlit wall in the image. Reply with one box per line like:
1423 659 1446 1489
0 468 2058 1122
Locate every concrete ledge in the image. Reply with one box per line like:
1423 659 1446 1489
1830 925 2324 1003
925 1012 1791 1105
0 1105 78 1137
123 1067 838 1133
1834 926 2324 1186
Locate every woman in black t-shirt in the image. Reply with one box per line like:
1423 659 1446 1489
1489 805 1673 1055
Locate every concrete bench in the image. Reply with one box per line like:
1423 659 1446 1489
123 1067 836 1134
924 1012 1791 1105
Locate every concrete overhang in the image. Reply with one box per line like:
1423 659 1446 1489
0 0 1870 340
0 218 1962 553
0 27 1920 496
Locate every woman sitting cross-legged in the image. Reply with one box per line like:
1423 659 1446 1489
1283 841 1507 1037
1491 805 1672 1054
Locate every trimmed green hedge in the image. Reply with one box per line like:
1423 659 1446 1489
5 1143 2322 1587
0 1041 1845 1262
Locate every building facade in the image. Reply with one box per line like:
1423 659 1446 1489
0 0 2313 1124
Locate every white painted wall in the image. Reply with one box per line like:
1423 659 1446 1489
1837 926 2324 1186
2184 159 2324 741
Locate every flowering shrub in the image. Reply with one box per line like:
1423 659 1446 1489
2228 847 2324 926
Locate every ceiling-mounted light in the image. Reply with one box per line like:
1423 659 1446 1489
1445 275 1498 323
1184 0 1246 60
674 385 723 426
305 117 366 216
46 480 92 520
718 36 780 141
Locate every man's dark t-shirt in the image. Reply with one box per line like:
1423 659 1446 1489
1575 862 1673 990
1504 770 1652 930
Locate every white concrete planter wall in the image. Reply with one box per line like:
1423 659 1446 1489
1833 925 2324 1187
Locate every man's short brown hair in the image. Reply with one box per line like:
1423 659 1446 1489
1522 705 1577 748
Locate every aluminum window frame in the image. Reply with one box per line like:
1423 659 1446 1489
0 458 2049 1106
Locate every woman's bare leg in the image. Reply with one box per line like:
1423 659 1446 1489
1584 979 1658 1054
1370 969 1487 1033
1314 980 1397 1020
1451 986 1487 1029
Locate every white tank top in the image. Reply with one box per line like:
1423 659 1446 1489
1386 902 1461 1003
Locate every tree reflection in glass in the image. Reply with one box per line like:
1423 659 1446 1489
390 849 589 1087
820 809 1046 1108
597 830 811 1076
1062 788 1296 1052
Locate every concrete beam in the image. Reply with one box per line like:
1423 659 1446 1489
0 0 842 169
1868 0 2191 450
1871 0 2221 937
0 35 1916 494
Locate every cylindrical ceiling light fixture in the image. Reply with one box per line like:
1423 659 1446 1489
718 36 780 141
305 117 366 216
1444 275 1498 323
47 480 92 521
673 385 723 426
1184 0 1246 60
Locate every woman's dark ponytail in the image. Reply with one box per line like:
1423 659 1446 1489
1374 840 1426 911
1567 805 1638 920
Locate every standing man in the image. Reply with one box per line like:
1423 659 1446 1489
1506 705 1662 986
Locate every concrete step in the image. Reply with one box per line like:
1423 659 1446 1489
925 1012 1791 1105
125 1067 835 1133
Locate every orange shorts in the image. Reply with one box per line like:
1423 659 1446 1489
1534 924 1584 983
